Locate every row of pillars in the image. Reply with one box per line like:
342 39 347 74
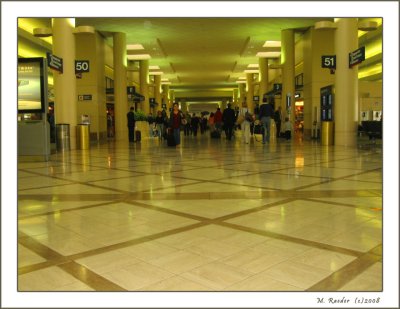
243 20 359 146
52 18 359 147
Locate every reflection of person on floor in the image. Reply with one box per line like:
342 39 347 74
283 117 292 140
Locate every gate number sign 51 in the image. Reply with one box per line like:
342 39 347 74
321 56 336 69
75 60 90 73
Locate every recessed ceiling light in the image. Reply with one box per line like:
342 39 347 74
149 66 160 70
263 41 281 48
127 54 151 60
256 52 281 58
238 76 246 80
247 64 259 68
127 44 144 50
244 69 259 73
150 71 163 75
161 78 169 81
236 80 247 83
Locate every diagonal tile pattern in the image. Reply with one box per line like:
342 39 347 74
17 133 383 291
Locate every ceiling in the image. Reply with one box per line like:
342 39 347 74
18 17 382 95
75 17 330 87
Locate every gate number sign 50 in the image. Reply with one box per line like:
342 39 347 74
75 60 90 73
321 56 336 69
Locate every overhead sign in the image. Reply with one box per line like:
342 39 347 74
349 46 365 68
78 94 92 101
127 86 135 94
75 60 90 73
322 55 336 69
46 52 63 73
273 83 282 91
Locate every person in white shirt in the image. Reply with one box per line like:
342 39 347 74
283 117 292 140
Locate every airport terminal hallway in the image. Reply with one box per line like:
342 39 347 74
17 134 382 291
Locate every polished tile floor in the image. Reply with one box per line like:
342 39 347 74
18 131 383 292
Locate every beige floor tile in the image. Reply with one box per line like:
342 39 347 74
339 262 382 291
299 179 383 191
320 231 381 253
224 272 303 291
169 167 255 181
18 266 82 291
154 181 263 193
90 175 197 193
119 241 180 261
260 260 332 289
221 173 323 190
288 248 357 272
18 176 73 190
19 183 120 195
185 238 244 260
148 250 214 274
180 261 252 290
18 244 46 267
76 249 142 274
251 239 312 257
54 281 95 291
139 275 211 291
101 262 174 290
221 248 291 274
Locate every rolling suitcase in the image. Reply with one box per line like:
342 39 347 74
135 130 141 142
210 130 221 139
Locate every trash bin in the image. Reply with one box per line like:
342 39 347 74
321 121 334 146
56 123 70 151
76 124 90 149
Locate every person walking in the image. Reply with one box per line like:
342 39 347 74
208 112 215 132
222 103 236 140
274 106 282 138
214 107 223 132
191 113 200 137
242 111 253 144
127 107 136 142
169 103 184 146
259 99 274 144
184 112 192 136
155 110 164 139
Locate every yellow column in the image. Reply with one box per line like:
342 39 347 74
113 32 128 142
238 83 246 108
161 84 169 110
246 73 254 112
169 90 175 109
52 18 77 149
233 88 239 108
140 60 149 114
154 75 162 111
259 57 269 100
334 18 358 146
281 29 295 124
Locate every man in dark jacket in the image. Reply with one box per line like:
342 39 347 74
259 99 274 144
222 103 236 140
127 107 135 142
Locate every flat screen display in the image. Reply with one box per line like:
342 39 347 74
18 58 45 113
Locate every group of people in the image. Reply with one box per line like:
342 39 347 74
127 100 293 146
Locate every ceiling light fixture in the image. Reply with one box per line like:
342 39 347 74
127 44 144 50
73 26 95 34
263 41 281 48
127 54 151 60
33 27 52 37
244 69 259 73
247 64 259 68
149 65 160 70
256 52 281 58
150 71 163 75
